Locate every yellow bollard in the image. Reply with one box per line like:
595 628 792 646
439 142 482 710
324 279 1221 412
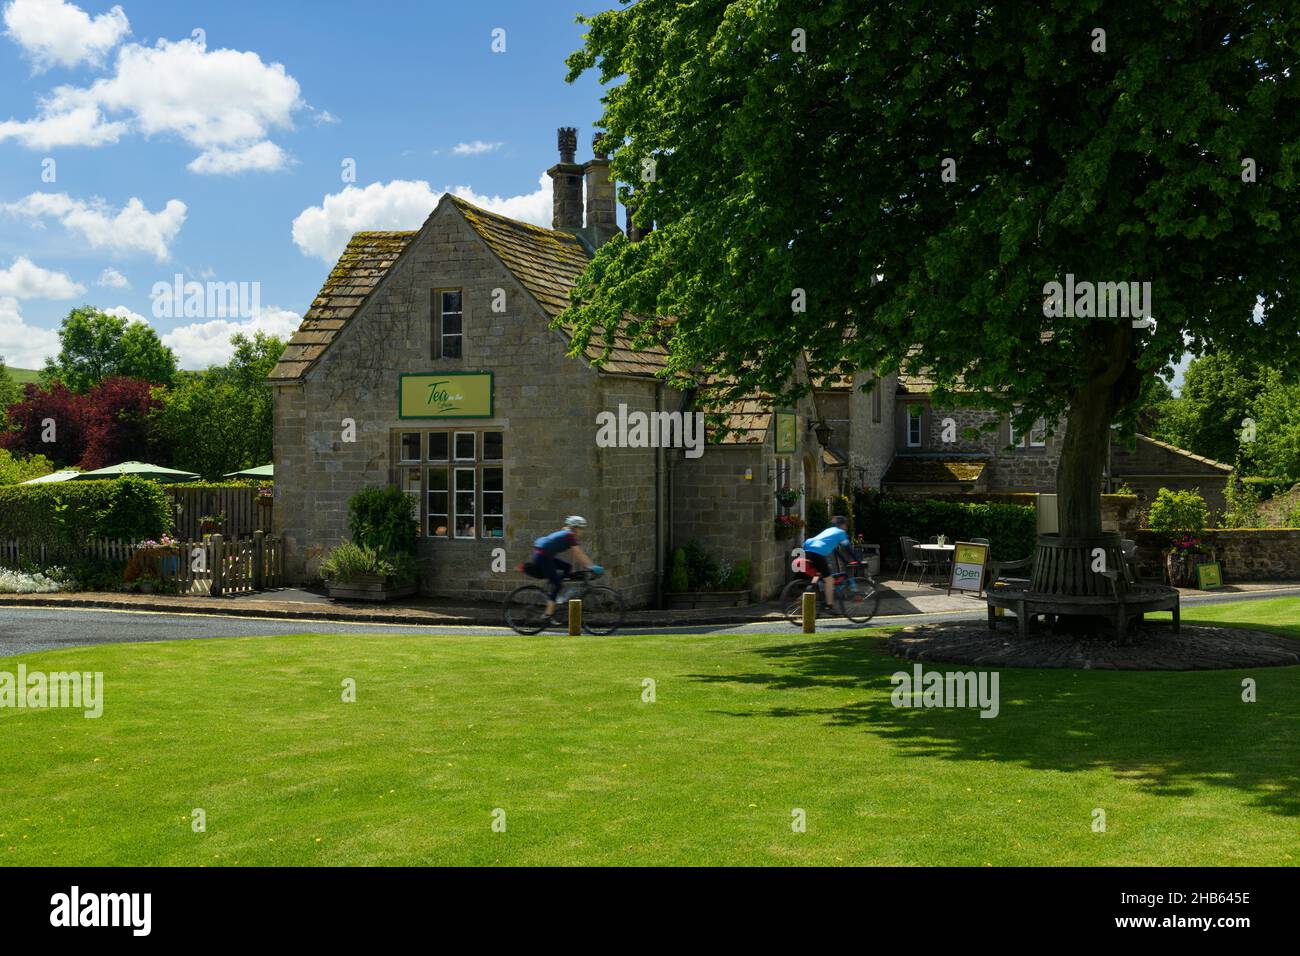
568 598 582 636
802 590 816 634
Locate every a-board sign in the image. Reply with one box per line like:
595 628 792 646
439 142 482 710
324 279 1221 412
948 541 990 596
1196 561 1223 590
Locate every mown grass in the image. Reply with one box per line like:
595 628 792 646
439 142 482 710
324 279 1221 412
1 599 1297 866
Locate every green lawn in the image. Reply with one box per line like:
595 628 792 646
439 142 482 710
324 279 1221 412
2 599 1298 866
3 366 39 385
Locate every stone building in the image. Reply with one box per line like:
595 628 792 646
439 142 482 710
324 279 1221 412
270 128 1230 605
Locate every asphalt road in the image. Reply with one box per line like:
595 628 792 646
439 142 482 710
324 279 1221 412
1 587 1297 657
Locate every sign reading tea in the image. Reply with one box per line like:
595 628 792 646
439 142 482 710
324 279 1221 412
948 541 989 596
399 372 493 419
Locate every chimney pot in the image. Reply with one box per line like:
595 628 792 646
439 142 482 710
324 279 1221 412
557 127 577 164
592 132 608 160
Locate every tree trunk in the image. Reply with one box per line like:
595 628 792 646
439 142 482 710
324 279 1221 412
1055 322 1142 540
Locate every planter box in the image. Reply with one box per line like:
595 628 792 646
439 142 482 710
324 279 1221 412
327 574 418 603
666 589 750 610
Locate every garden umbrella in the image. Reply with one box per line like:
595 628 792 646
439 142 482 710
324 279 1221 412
72 461 200 482
19 469 81 484
223 464 273 479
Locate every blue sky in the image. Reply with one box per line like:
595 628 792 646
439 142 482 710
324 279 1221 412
0 0 619 370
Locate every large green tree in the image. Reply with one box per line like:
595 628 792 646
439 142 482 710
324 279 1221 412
155 332 284 479
1153 353 1268 465
43 307 178 391
562 0 1300 539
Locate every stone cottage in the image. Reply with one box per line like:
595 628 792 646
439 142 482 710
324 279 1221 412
269 128 1229 605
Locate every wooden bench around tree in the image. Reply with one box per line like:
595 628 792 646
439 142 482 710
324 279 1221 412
985 535 1180 644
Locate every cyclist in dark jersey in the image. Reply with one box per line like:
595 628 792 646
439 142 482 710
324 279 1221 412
534 516 600 620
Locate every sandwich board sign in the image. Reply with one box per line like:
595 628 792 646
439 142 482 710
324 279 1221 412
1196 561 1223 590
948 541 990 597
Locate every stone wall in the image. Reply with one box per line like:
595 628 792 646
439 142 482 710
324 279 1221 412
849 371 897 489
272 202 661 605
1132 528 1300 582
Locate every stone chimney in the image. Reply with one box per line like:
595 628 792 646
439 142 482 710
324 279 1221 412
581 133 622 248
546 127 583 231
625 198 653 243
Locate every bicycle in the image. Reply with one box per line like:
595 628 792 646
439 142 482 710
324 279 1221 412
780 558 881 626
504 568 627 636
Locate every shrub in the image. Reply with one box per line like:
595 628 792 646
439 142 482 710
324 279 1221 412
320 542 414 583
347 486 418 555
853 489 1037 564
1146 488 1209 541
92 475 173 542
0 449 54 486
1221 476 1262 529
1242 476 1298 501
0 481 120 550
0 567 72 594
668 548 689 593
723 559 751 590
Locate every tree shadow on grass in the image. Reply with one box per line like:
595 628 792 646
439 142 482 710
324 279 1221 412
690 628 1300 817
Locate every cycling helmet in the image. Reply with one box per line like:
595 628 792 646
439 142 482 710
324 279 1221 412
565 515 588 528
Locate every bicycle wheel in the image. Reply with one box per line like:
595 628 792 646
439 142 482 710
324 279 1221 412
780 579 815 626
838 571 881 624
504 585 552 635
581 586 626 635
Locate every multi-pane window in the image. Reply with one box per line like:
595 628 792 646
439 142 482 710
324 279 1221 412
906 405 924 447
871 379 882 424
1010 407 1047 448
395 429 503 539
434 290 463 359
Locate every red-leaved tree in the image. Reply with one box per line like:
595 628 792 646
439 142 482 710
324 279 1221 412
80 376 167 470
0 382 90 468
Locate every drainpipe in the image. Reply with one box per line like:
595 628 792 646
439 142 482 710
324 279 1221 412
654 380 665 610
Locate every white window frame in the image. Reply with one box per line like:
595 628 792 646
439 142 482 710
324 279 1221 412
906 406 923 448
453 467 476 539
438 289 463 359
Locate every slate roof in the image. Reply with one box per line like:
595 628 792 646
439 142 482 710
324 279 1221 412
269 195 669 382
1132 434 1233 472
269 231 418 381
882 457 989 484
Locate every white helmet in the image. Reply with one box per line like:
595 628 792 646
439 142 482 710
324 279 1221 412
565 515 588 528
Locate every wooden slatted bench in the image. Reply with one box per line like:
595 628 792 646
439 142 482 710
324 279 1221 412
987 581 1180 643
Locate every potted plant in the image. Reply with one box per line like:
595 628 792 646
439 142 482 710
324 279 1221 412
775 485 800 514
1146 488 1212 587
665 543 752 608
774 513 804 540
199 513 225 536
321 486 420 602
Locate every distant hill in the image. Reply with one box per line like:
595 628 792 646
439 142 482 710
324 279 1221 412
3 366 40 385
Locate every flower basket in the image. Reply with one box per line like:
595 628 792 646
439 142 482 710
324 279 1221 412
774 514 804 541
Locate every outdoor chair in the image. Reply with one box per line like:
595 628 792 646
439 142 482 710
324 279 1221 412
898 537 932 585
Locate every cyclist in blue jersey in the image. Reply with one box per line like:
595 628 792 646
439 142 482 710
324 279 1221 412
802 515 860 612
534 516 600 620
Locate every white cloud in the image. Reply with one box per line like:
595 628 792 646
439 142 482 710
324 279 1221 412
5 191 187 260
187 140 288 175
291 175 552 262
103 303 145 323
0 35 303 172
452 140 503 156
0 296 60 369
0 255 84 299
96 266 129 288
161 305 300 369
3 0 129 71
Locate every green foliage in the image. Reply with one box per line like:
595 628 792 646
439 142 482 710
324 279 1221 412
152 331 285 479
0 479 171 549
1241 372 1300 479
0 449 54 486
1221 476 1263 529
1242 477 1297 500
347 485 418 556
1146 488 1209 540
723 559 751 590
43 307 177 391
830 494 854 538
0 358 21 419
92 475 173 542
668 547 690 593
320 542 415 584
853 489 1037 565
1153 355 1267 467
805 499 830 537
562 0 1300 539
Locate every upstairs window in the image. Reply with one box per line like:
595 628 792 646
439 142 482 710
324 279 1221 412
1010 408 1047 448
433 289 463 359
906 405 923 447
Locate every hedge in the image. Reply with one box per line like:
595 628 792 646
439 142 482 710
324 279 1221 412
1242 477 1298 501
0 478 172 549
853 491 1037 566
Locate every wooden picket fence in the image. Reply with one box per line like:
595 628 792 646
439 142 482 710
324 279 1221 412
0 532 284 598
